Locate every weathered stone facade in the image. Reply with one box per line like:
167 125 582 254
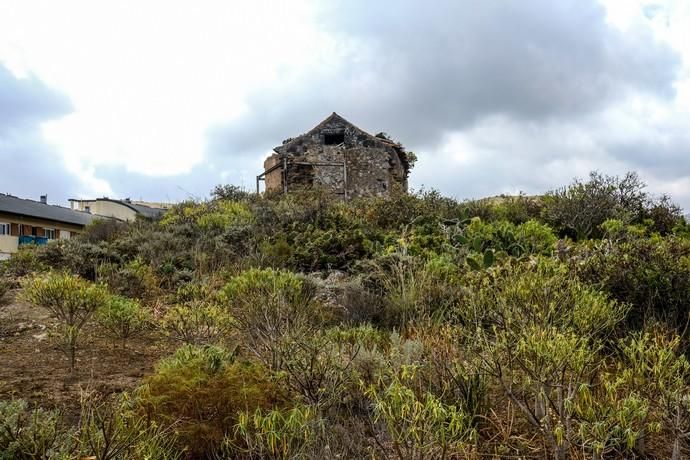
258 113 409 198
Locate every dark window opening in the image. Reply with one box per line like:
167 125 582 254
324 132 345 145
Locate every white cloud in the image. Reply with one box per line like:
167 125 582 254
0 0 325 181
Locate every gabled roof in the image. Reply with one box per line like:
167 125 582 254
0 194 99 226
274 112 398 150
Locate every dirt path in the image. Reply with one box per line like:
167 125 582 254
0 290 173 417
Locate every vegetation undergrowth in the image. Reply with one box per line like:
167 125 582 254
2 173 690 459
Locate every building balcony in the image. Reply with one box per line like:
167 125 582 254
18 235 49 246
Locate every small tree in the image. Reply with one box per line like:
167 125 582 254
22 273 108 372
96 295 151 349
221 268 324 369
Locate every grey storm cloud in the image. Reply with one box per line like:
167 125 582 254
207 0 679 157
204 0 687 209
0 63 80 204
0 65 72 132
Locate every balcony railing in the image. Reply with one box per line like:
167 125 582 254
18 235 49 246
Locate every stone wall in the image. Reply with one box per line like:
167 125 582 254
263 155 284 193
263 113 408 197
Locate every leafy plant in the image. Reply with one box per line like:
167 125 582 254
0 399 74 460
96 295 151 349
542 171 648 239
77 392 180 460
365 375 477 460
226 405 324 459
22 273 108 371
456 258 628 459
161 300 234 345
221 268 324 368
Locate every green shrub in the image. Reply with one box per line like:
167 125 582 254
77 392 180 460
573 233 690 333
161 301 234 345
1 246 46 278
0 399 74 459
362 252 464 327
211 184 253 202
160 200 253 232
97 259 161 304
221 268 325 368
570 373 649 459
139 345 288 457
484 194 545 224
22 273 108 371
461 218 556 257
37 239 122 281
78 218 129 243
290 225 378 271
456 258 628 459
365 375 477 460
542 171 648 240
226 405 325 459
96 295 151 349
619 331 690 458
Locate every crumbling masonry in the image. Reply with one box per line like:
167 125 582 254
257 113 410 198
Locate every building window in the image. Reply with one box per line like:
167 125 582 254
85 206 91 213
45 228 56 240
324 132 345 145
0 223 9 235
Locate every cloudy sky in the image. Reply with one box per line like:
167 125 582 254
0 0 689 208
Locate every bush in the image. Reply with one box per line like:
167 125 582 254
97 259 161 304
139 345 288 457
0 399 74 459
455 258 628 459
619 331 690 458
461 218 556 257
362 252 464 327
22 273 108 371
96 295 151 349
211 184 253 202
161 301 234 346
161 200 253 232
1 246 46 279
573 232 690 333
543 171 648 239
78 218 129 244
77 392 180 460
226 405 325 459
221 268 326 368
365 375 477 459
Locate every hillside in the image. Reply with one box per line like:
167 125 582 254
1 171 690 459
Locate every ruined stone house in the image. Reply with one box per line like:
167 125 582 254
257 113 410 198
